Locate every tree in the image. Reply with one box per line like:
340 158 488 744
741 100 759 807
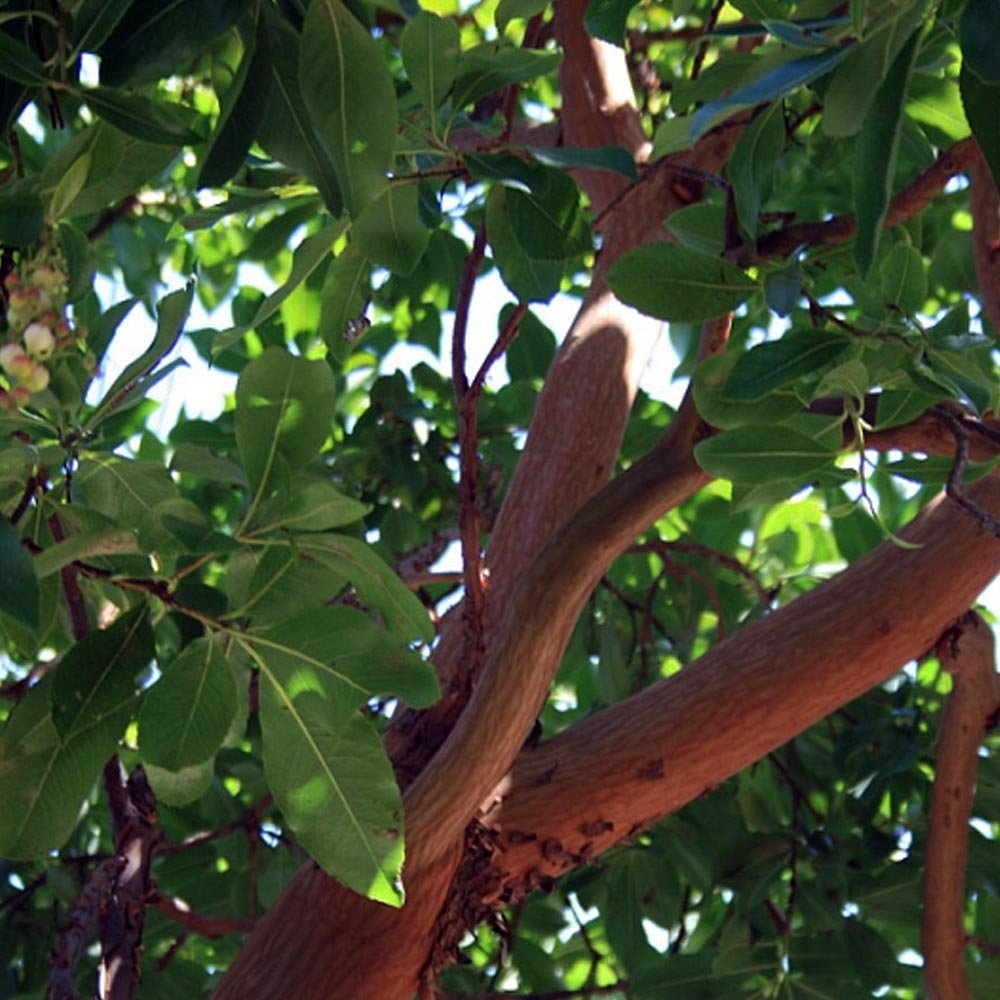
2 0 1000 997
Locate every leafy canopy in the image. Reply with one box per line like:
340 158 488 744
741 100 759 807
1 0 999 997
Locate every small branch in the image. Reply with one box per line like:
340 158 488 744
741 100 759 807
152 895 256 939
922 612 1000 1000
690 0 725 80
86 195 138 241
48 514 90 641
443 987 627 1000
934 404 1000 538
98 763 163 1000
158 795 273 856
451 223 490 694
753 138 979 263
48 859 121 1000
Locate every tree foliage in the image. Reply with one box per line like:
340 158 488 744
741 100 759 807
1 0 1000 998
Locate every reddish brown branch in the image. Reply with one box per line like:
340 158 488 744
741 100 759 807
98 764 163 1000
482 476 1000 907
752 138 978 263
452 224 489 692
970 152 1000 333
153 896 256 939
922 612 1000 1000
48 859 121 1000
158 795 273 856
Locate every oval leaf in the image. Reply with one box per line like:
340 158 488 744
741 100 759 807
607 243 759 323
299 0 397 215
694 426 840 483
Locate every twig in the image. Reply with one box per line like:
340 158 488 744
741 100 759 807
152 895 256 938
451 223 490 690
934 404 1000 538
691 0 725 80
158 794 273 856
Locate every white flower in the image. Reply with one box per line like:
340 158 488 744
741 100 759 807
22 322 55 359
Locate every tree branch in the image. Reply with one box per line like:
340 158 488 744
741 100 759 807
478 475 1000 903
922 612 1000 1000
752 138 978 263
970 151 1000 333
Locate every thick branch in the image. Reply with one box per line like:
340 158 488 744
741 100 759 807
970 152 1000 334
922 612 1000 1000
480 476 1000 897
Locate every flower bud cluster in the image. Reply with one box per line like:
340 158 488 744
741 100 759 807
1 254 82 411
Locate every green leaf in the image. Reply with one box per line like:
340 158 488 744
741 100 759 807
33 525 140 579
227 542 348 623
452 44 561 109
82 87 202 145
75 458 179 524
960 0 1000 85
256 9 342 215
0 31 48 85
248 606 438 719
823 2 927 137
0 679 125 858
249 478 371 534
214 224 342 351
874 387 942 429
0 180 44 245
72 0 134 54
139 637 237 770
57 221 97 301
486 184 564 302
606 243 759 323
145 758 215 807
692 46 852 140
352 183 431 275
960 65 1000 190
583 0 635 47
528 144 638 181
296 533 433 642
728 101 784 239
666 203 726 256
318 246 373 359
694 426 840 483
88 282 195 427
251 634 411 905
198 9 272 188
300 0 397 215
40 121 177 218
879 242 926 312
852 30 921 276
401 11 460 112
723 331 852 402
98 0 253 86
51 605 154 741
501 168 591 261
496 0 549 32
0 516 38 632
48 152 92 222
234 347 335 498
763 261 803 317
